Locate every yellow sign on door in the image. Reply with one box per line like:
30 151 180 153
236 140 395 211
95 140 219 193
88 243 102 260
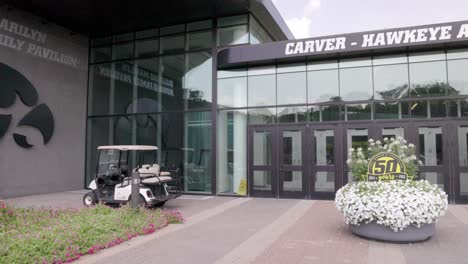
237 178 247 195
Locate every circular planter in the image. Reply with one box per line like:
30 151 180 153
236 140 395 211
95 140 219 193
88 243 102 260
350 222 435 242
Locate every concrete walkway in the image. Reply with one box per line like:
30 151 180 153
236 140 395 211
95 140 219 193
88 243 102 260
5 192 468 264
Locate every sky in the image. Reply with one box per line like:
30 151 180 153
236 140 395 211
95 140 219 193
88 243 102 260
272 0 468 39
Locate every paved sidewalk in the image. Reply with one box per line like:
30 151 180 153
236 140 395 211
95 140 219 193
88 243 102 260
5 192 468 264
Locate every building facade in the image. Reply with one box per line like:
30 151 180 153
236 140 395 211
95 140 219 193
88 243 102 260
1 0 468 203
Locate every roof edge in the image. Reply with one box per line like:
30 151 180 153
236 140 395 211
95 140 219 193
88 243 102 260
250 0 295 40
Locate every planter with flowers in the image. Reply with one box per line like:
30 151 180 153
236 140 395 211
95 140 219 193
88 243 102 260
335 137 448 242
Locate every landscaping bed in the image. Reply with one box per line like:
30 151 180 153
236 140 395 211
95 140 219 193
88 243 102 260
0 201 183 263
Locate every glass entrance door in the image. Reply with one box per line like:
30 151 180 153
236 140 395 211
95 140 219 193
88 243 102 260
451 122 468 203
248 126 276 197
278 126 306 198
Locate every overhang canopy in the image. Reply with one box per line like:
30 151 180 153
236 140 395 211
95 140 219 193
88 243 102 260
0 0 293 39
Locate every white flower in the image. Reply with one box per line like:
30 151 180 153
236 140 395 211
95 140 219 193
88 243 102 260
390 138 395 142
368 139 374 143
357 159 362 164
397 136 403 141
418 160 423 165
383 137 389 142
335 181 448 231
408 143 415 148
370 142 375 146
410 155 417 160
357 147 363 152
348 148 354 152
402 139 407 144
375 140 381 145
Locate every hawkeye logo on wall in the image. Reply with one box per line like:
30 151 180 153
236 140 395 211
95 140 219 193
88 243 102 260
0 63 54 148
367 152 407 182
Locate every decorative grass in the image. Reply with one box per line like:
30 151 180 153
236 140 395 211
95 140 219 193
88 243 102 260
0 201 183 263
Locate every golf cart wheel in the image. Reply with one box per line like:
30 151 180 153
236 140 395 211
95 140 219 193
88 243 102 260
128 195 147 207
83 192 97 207
156 201 166 207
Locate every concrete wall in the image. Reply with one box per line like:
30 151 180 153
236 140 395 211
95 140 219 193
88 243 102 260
0 7 89 198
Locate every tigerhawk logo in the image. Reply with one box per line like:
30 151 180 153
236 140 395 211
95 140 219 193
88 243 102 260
0 63 54 148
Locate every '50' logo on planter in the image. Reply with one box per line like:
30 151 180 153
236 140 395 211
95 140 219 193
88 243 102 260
367 152 407 181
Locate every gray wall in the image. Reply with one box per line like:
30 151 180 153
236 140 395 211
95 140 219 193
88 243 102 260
0 7 89 198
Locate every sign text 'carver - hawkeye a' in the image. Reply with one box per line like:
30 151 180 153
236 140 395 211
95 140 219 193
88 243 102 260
285 21 468 55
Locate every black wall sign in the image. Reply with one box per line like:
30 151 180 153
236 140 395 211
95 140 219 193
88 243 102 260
218 20 468 68
0 63 54 148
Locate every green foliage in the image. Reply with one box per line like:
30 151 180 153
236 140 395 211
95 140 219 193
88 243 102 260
0 203 183 263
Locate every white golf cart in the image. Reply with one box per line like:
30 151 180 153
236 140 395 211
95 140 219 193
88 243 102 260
83 145 181 207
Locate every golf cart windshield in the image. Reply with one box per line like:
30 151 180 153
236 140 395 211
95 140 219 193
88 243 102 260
96 145 159 176
97 149 128 176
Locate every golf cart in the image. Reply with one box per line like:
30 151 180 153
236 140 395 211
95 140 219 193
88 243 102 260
83 145 182 207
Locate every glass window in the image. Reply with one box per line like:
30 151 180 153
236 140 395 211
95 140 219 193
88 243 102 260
160 55 185 111
136 28 158 39
418 127 443 166
249 15 272 44
429 100 447 118
217 110 248 195
339 58 372 68
347 128 368 183
448 59 468 95
112 42 134 60
447 49 468 60
373 55 407 66
410 101 428 118
135 38 158 58
374 102 399 119
91 46 111 63
308 105 320 122
184 111 212 193
277 72 307 105
346 104 372 120
409 51 446 62
248 66 275 76
113 61 136 114
217 77 247 108
217 25 248 46
187 20 212 31
277 63 306 73
187 30 212 50
321 105 341 121
113 33 134 42
339 67 373 101
248 107 276 124
278 106 307 123
135 59 159 113
409 61 447 97
160 34 185 54
88 64 111 115
373 64 409 99
218 15 248 27
315 172 335 192
218 68 247 78
248 74 276 106
184 52 213 110
307 60 338 71
308 69 339 103
91 36 111 47
160 24 185 35
314 130 334 165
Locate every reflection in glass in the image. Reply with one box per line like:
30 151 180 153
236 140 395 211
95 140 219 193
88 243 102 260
277 63 306 73
321 105 341 121
135 59 159 113
282 171 302 192
187 30 213 50
217 77 247 108
278 106 307 123
448 59 468 95
307 69 339 103
308 105 320 122
135 39 158 58
448 100 459 117
218 110 247 195
373 64 409 99
418 127 443 166
375 102 399 119
314 130 334 165
253 131 272 166
347 129 368 183
409 52 445 62
248 74 276 106
277 72 307 105
89 64 111 115
250 15 272 44
346 104 372 120
339 67 373 101
183 112 212 193
160 55 185 111
184 52 212 110
187 20 212 31
217 25 248 46
112 42 134 60
315 172 335 192
113 61 136 114
282 130 302 165
253 171 271 191
458 127 468 166
429 100 447 118
218 15 248 27
409 61 447 97
307 60 338 70
248 108 276 124
409 101 428 118
373 55 407 65
91 46 111 63
160 34 185 54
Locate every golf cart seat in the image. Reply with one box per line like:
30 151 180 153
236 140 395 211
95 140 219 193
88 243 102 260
141 176 173 184
138 164 172 179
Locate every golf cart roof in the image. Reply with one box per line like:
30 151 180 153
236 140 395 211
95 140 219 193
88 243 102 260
97 145 158 151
